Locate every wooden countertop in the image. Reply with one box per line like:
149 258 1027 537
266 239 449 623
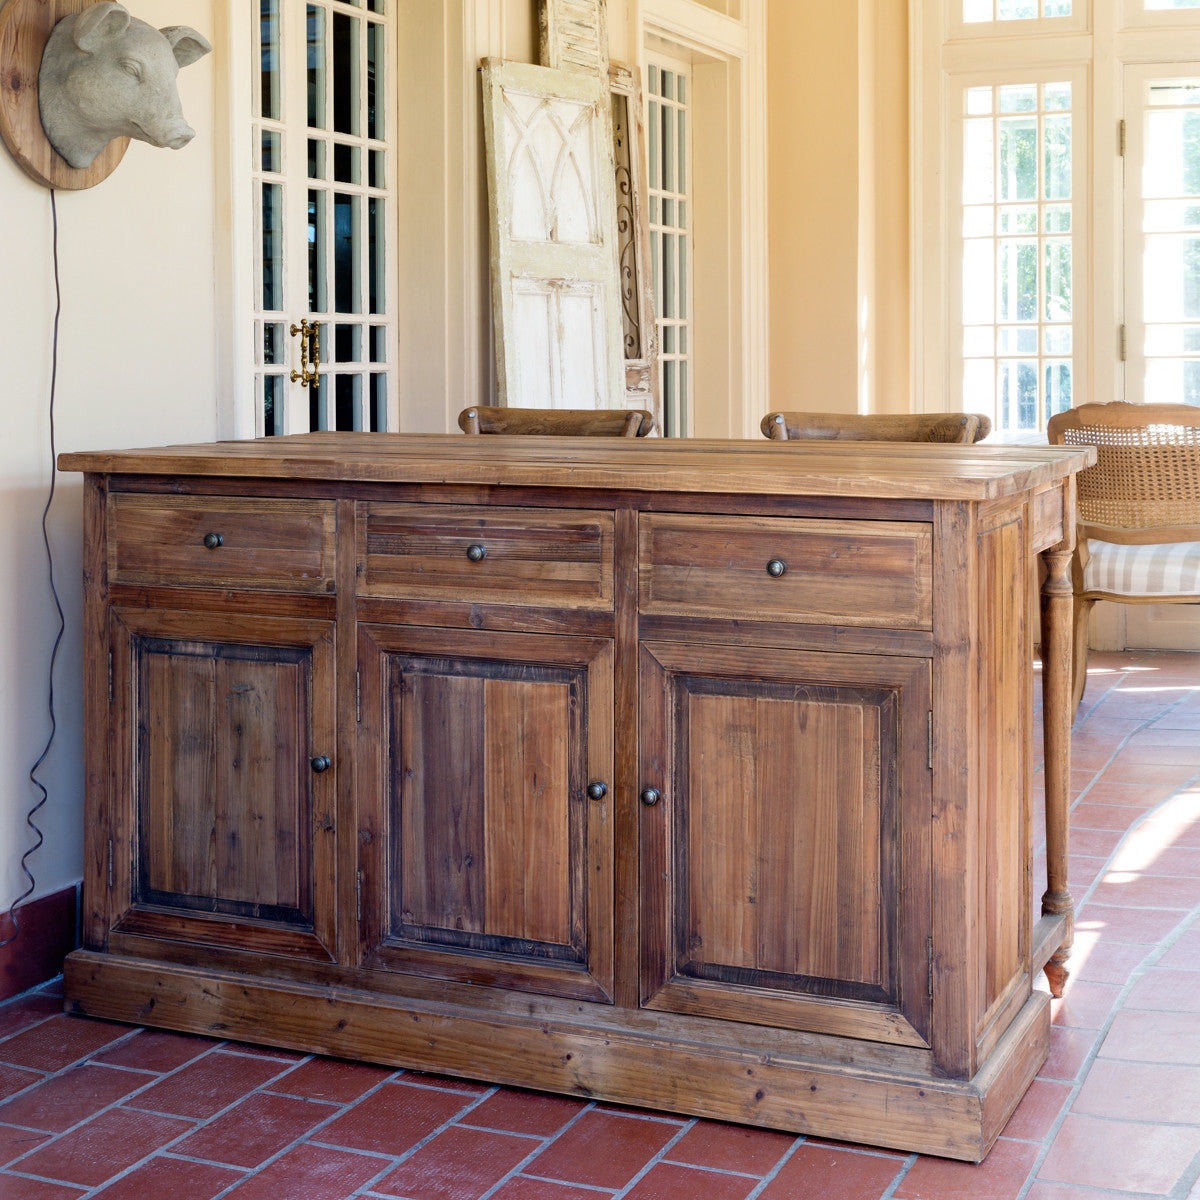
59 432 1096 501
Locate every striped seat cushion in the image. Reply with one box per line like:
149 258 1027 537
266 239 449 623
1083 539 1200 598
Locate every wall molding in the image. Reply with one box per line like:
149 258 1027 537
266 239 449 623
0 883 78 1002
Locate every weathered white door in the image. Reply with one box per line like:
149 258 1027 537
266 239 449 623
482 59 625 411
252 0 397 434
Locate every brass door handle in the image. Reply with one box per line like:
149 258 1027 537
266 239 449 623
290 319 321 388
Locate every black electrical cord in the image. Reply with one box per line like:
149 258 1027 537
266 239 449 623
1 189 65 950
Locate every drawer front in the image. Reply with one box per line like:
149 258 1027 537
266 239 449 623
108 495 337 593
359 504 615 609
641 513 932 629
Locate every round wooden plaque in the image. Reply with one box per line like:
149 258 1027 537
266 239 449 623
0 0 129 189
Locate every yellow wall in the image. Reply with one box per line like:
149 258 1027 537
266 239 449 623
767 0 910 416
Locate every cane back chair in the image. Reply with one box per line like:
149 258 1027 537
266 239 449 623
1046 401 1200 714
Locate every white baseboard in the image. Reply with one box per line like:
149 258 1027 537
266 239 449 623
1090 601 1200 652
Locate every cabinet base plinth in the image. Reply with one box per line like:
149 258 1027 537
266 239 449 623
63 951 1048 1162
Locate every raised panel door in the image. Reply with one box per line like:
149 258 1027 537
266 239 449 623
639 641 932 1047
357 625 614 1003
108 608 337 963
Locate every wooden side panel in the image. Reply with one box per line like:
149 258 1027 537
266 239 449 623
640 641 930 1047
976 508 1032 1049
359 625 614 1003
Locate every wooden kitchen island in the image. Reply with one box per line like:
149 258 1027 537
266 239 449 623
58 433 1093 1161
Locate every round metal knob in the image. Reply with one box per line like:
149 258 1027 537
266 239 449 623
466 544 487 562
640 787 661 807
586 781 608 802
310 755 332 773
203 532 224 550
766 558 787 578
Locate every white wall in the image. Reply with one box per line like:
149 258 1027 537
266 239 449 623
0 0 220 912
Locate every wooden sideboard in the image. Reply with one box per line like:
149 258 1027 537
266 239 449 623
58 433 1093 1161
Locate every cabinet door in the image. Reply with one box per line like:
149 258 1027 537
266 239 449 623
107 608 337 963
358 625 614 1003
639 641 932 1047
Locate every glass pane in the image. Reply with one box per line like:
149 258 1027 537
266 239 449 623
964 359 995 414
678 107 687 192
1145 0 1200 8
964 119 995 204
1044 113 1072 200
370 325 386 362
335 373 360 429
307 5 326 129
962 239 995 325
334 12 361 136
963 0 991 22
1045 326 1072 354
998 117 1038 200
310 374 325 431
308 137 326 179
964 326 994 356
1045 83 1071 111
263 374 284 436
367 21 383 140
1045 204 1071 232
262 182 282 311
964 206 994 236
308 189 328 312
335 324 361 362
999 85 1037 114
661 69 674 103
998 205 1037 233
260 0 280 121
370 373 386 431
999 240 1038 322
998 0 1037 17
369 0 385 13
1044 239 1072 321
334 143 360 183
662 100 675 192
662 232 676 318
369 198 384 315
263 321 285 365
999 326 1038 353
1044 0 1071 13
966 87 992 116
335 192 360 313
648 99 659 190
1046 362 1072 416
369 150 385 189
1145 235 1200 321
261 130 281 173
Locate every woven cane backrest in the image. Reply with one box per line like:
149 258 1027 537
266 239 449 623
760 411 992 444
1047 402 1200 543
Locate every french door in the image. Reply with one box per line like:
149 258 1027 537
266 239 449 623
253 1 397 435
1125 65 1200 409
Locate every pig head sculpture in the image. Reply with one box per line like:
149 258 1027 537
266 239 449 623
39 2 211 170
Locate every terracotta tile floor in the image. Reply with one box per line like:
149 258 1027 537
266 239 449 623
2 648 1199 1200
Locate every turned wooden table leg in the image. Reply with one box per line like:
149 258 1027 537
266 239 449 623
1039 547 1075 997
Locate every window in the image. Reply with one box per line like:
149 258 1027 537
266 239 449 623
647 57 693 438
252 0 396 435
959 81 1075 432
963 0 1072 20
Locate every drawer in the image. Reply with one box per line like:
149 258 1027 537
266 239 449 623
359 504 614 609
640 513 932 629
107 495 337 593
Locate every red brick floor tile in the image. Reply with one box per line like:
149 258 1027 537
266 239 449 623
12 1106 194 1187
1088 875 1200 909
1076 904 1190 946
1113 742 1200 766
623 1161 758 1200
1098 760 1198 785
1068 827 1127 857
0 1176 86 1199
1099 1009 1200 1065
666 1119 795 1175
1146 845 1200 877
220 1042 305 1062
0 1064 42 1103
0 1064 153 1134
1040 1027 1099 1082
1126 968 1200 1011
1071 804 1151 832
798 1137 909 1159
0 1124 49 1167
375 1124 536 1199
895 1139 1039 1200
400 1071 492 1094
0 1016 133 1073
267 1056 394 1104
524 1111 679 1190
1070 938 1151 984
1157 929 1200 971
90 1029 216 1074
220 1143 388 1200
490 1179 616 1200
315 1079 476 1156
129 1049 289 1119
1001 1078 1072 1141
758 1142 905 1200
463 1089 586 1137
1047 980 1121 1030
172 1090 340 1168
1039 1114 1200 1193
84 1154 244 1200
1079 781 1178 808
1073 1059 1200 1124
0 994 61 1041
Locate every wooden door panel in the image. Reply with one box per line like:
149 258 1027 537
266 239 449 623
640 642 930 1046
359 626 613 1003
109 608 337 963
